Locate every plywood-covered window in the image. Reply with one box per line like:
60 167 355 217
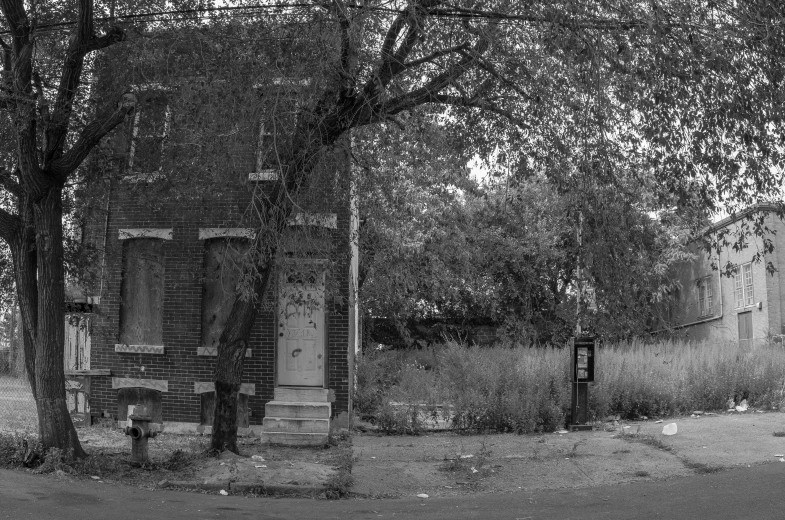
119 239 165 346
201 239 249 350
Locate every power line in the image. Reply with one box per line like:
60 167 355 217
0 3 635 36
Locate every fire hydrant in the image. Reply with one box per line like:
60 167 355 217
125 405 157 466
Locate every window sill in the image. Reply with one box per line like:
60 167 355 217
198 228 255 240
112 377 168 392
115 344 165 355
194 382 255 395
197 347 252 357
248 170 279 182
65 369 111 376
118 228 173 240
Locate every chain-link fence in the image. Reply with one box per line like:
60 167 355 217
0 347 38 434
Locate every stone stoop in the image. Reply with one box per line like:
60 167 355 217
260 387 334 446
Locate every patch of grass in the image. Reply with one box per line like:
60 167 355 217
617 430 674 453
0 431 40 467
682 460 722 474
161 448 200 471
324 444 354 499
439 440 494 481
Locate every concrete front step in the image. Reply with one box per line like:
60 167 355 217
274 387 335 403
259 431 329 446
262 417 330 434
265 401 331 419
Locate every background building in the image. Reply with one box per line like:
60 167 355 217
664 204 785 347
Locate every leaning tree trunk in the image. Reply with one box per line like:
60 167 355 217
32 187 85 458
211 269 273 453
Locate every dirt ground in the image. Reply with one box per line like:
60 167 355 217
350 411 785 498
7 410 785 499
66 427 345 493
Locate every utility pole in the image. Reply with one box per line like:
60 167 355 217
570 209 594 431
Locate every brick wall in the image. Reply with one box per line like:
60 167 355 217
84 141 353 425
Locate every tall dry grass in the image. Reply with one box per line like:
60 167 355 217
594 339 785 418
355 339 785 434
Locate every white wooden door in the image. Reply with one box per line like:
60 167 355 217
64 315 91 421
64 315 91 372
277 266 325 386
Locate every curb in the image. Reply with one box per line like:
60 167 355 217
158 479 327 496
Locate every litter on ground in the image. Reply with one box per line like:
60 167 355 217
662 423 678 436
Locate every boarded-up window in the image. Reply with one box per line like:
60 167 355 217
120 239 165 345
201 239 249 349
117 388 163 425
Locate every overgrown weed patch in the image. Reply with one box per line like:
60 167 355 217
355 339 785 434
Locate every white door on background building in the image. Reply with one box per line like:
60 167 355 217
277 265 325 387
738 311 752 349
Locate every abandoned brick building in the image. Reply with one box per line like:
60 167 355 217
62 31 359 444
663 204 785 347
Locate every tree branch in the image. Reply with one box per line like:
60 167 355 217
378 32 490 118
45 0 125 171
0 0 48 199
50 93 136 180
380 12 408 69
333 0 355 97
387 19 420 76
85 25 125 53
402 43 469 70
0 205 19 244
457 48 533 101
429 94 532 129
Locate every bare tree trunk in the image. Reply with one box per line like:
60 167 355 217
32 188 85 458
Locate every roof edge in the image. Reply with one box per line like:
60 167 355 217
701 202 784 236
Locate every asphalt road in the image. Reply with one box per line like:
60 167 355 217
2 463 784 520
